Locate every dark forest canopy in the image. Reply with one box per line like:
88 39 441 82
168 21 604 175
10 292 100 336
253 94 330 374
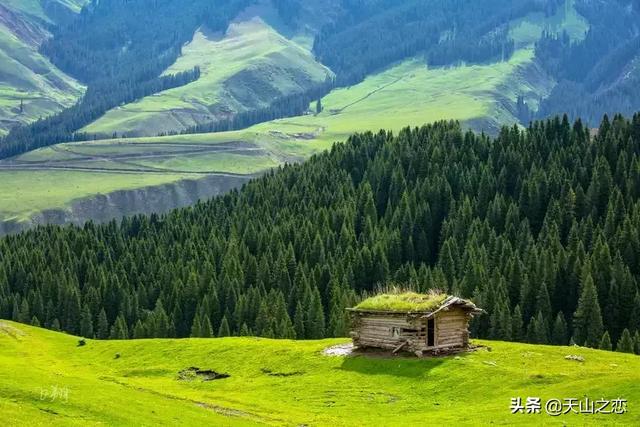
2 114 640 352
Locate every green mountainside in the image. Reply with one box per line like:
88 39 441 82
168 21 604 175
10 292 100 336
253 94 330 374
0 0 638 235
0 3 640 424
82 17 333 137
0 0 86 135
0 0 588 229
1 321 638 426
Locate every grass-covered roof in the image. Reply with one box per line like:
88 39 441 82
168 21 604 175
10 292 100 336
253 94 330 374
354 292 449 313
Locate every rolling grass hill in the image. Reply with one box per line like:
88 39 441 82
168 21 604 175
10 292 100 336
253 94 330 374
0 0 86 135
81 17 333 137
0 320 638 426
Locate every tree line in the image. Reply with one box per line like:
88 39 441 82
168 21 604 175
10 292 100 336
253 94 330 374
1 114 640 354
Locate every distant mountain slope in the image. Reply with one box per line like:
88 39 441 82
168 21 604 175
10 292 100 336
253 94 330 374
0 0 86 135
536 0 640 123
0 0 588 230
83 17 333 138
1 0 638 152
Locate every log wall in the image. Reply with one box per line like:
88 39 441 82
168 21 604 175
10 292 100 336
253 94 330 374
350 306 472 354
351 314 425 352
434 308 470 349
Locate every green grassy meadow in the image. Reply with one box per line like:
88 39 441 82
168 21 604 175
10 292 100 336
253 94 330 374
0 320 638 426
0 44 547 222
254 47 551 145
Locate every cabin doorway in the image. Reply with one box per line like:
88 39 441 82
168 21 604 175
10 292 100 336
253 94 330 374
426 318 435 347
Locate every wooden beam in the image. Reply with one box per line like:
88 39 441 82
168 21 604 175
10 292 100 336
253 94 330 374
392 340 409 354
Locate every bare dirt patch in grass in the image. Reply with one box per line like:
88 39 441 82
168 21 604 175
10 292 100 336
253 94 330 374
177 367 230 381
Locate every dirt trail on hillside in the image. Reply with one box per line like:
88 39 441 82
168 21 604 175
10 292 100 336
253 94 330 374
332 75 405 114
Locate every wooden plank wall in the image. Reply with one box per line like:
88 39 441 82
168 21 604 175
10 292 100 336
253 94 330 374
352 315 422 350
351 307 472 353
434 308 469 349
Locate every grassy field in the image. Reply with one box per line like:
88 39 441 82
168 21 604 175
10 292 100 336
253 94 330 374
0 0 87 135
0 45 554 223
0 320 638 426
82 17 333 137
82 0 588 141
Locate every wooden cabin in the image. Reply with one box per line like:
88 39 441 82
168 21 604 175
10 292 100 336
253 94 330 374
347 293 483 356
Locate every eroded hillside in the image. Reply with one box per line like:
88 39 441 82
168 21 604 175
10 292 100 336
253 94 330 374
0 0 86 135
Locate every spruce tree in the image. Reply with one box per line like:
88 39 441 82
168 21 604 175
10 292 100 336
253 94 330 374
328 281 347 337
80 306 94 338
133 320 146 339
201 315 214 338
239 322 251 336
599 331 612 351
11 300 19 322
217 316 231 337
535 282 552 325
110 314 129 339
551 312 568 345
293 301 305 339
572 275 604 348
97 309 109 339
511 305 524 341
18 299 30 324
255 301 273 338
526 316 536 343
532 311 549 344
616 329 634 353
306 288 326 339
190 313 202 338
629 292 640 333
